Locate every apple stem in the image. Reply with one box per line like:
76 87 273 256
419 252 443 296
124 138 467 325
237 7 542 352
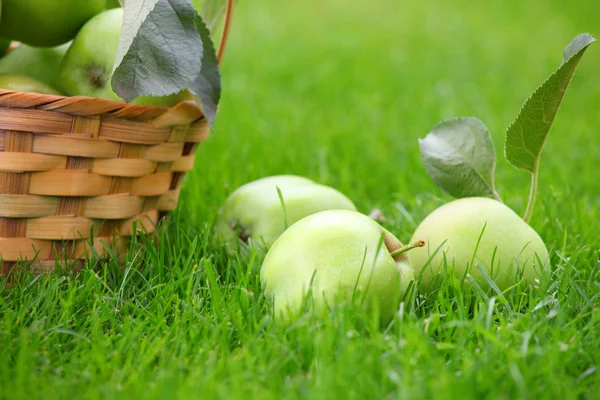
390 240 425 258
490 169 503 203
523 163 539 224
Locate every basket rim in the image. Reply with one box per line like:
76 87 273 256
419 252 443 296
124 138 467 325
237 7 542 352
0 88 204 115
0 88 205 122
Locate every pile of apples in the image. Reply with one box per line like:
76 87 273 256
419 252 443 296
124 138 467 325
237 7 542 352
0 0 192 106
216 176 549 322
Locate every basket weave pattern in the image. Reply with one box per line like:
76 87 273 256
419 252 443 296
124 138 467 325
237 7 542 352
0 90 208 273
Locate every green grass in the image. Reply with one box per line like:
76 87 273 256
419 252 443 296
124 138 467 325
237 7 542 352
2 0 600 398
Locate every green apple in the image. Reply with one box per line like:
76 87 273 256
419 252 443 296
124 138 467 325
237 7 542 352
0 73 62 95
409 197 550 292
0 40 10 58
106 0 121 8
57 8 192 107
0 43 70 88
215 175 357 253
0 0 106 47
261 209 415 322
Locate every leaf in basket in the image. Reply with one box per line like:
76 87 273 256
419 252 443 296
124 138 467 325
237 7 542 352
419 117 499 199
504 33 596 172
189 15 221 128
111 0 202 102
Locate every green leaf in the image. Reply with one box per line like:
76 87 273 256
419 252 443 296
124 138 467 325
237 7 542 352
505 33 596 172
112 0 202 102
189 15 221 128
419 117 498 199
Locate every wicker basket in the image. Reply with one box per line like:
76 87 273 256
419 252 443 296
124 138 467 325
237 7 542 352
0 1 237 274
0 92 208 273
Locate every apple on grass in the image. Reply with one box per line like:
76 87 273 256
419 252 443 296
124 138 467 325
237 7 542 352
409 197 549 293
260 209 416 323
0 0 106 47
57 8 193 107
215 175 357 254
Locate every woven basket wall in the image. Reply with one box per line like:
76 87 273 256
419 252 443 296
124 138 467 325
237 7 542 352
0 90 208 273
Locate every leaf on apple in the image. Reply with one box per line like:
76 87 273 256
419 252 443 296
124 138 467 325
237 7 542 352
112 0 222 127
419 117 499 199
504 33 596 173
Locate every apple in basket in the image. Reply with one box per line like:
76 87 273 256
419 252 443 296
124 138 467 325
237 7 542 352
0 73 61 95
0 39 10 57
0 42 71 89
106 0 122 9
0 0 106 47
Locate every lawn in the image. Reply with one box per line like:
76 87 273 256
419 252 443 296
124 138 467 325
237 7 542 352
2 0 600 398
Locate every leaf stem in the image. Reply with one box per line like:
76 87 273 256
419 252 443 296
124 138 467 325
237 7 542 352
523 163 539 223
492 189 502 203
